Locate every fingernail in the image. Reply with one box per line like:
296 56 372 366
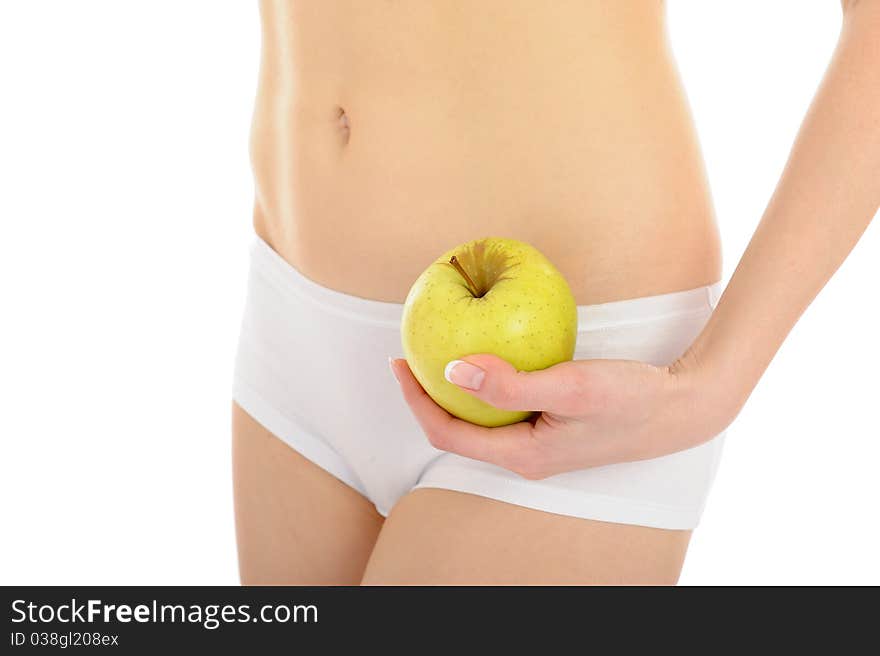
388 356 400 382
444 360 485 390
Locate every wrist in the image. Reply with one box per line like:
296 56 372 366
667 347 747 435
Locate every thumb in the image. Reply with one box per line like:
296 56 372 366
444 354 584 415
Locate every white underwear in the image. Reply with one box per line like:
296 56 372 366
233 236 726 530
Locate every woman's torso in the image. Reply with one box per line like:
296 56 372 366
251 0 721 305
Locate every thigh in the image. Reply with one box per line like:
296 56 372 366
362 488 691 585
232 402 383 585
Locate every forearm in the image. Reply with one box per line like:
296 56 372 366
679 3 880 416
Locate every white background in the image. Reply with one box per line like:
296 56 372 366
0 1 876 585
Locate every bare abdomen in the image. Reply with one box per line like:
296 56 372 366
251 0 721 304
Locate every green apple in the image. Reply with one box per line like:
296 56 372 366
401 237 578 427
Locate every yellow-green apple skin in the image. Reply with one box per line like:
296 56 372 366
401 237 578 427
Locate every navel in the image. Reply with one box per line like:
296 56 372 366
335 106 350 146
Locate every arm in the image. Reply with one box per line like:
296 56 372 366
675 0 880 426
391 2 880 478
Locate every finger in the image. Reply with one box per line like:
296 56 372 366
390 358 536 470
443 353 586 415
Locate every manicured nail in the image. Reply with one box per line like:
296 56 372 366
388 357 400 382
444 360 485 390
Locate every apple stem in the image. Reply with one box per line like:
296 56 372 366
449 256 480 297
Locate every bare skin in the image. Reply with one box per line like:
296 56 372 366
387 0 880 482
239 0 711 585
250 0 722 305
234 397 691 585
235 1 879 584
361 489 690 585
232 403 382 585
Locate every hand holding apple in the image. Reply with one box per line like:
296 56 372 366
400 237 578 427
389 353 732 479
